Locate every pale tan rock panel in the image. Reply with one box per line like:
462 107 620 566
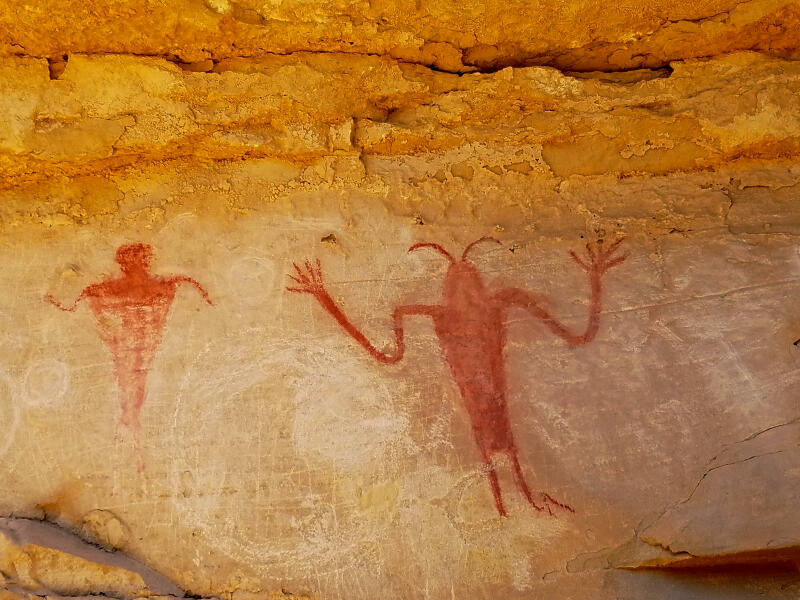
0 156 797 597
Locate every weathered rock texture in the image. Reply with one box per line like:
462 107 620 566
0 2 798 599
1 0 799 72
2 51 800 193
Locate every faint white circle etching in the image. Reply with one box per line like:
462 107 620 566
22 358 71 408
227 256 277 307
168 330 413 575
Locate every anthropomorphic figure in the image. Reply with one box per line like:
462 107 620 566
47 243 213 442
288 237 626 516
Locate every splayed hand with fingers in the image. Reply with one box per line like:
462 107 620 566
287 259 328 300
570 238 628 277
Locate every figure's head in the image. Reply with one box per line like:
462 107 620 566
115 243 153 274
408 237 500 296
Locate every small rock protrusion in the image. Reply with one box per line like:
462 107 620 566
204 0 231 14
451 162 474 181
329 120 354 151
433 168 448 182
47 55 68 80
80 509 131 551
486 165 505 176
506 161 532 174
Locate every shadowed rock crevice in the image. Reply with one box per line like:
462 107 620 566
0 516 184 598
5 48 686 77
0 515 317 600
568 419 800 579
623 546 800 571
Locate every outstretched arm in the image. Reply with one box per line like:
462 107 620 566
288 259 438 364
495 239 627 346
45 289 89 312
173 276 214 306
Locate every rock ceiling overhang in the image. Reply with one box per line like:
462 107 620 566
0 0 798 72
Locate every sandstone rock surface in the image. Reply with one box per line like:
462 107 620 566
0 0 799 72
0 3 798 600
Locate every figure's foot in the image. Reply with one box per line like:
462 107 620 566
485 465 510 518
540 492 575 515
521 495 545 513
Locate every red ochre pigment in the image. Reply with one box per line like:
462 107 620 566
289 237 626 516
47 243 213 439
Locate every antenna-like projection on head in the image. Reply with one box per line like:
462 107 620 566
462 237 501 261
408 242 455 263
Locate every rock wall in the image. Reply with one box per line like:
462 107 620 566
0 2 798 599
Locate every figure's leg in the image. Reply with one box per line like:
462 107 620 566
112 375 146 474
134 435 145 475
509 451 574 514
508 451 545 513
541 492 575 513
119 373 146 431
477 447 508 517
116 345 148 432
485 460 508 517
130 369 147 428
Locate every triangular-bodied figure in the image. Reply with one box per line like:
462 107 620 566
47 243 213 464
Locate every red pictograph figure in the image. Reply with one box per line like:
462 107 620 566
47 243 213 440
288 237 626 517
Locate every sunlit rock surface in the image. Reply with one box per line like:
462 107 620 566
0 3 798 599
0 0 798 72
